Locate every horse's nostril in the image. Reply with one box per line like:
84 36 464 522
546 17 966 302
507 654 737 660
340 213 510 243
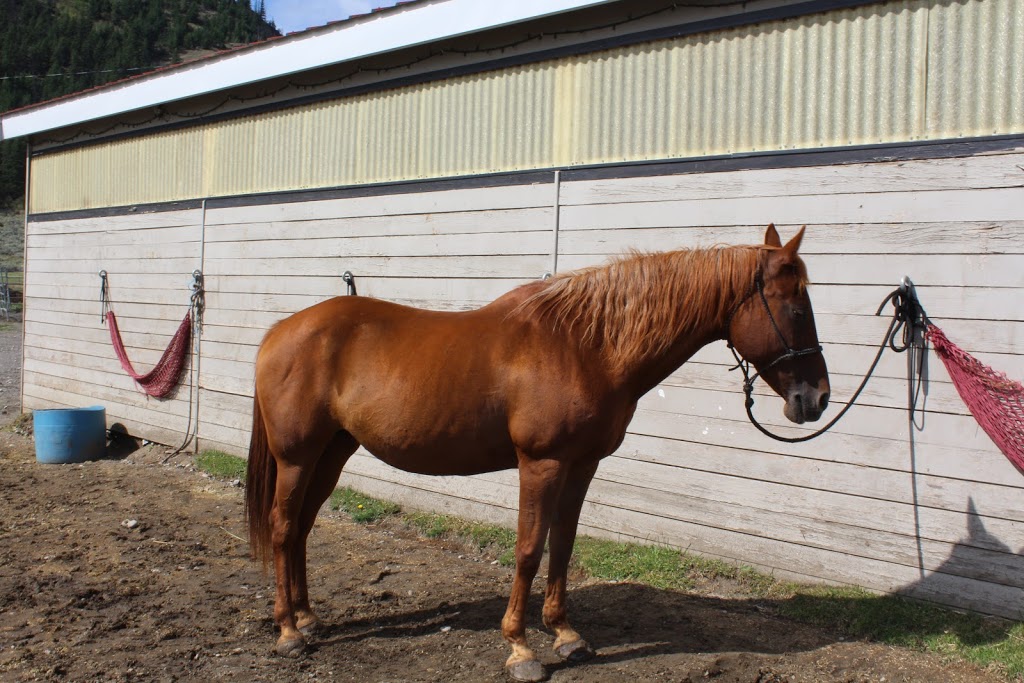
818 392 830 411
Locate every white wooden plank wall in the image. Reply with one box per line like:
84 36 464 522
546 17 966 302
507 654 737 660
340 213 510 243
22 151 1024 620
553 150 1024 619
22 209 204 447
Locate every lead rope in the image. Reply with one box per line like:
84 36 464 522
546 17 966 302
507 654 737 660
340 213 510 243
734 279 929 443
166 270 205 459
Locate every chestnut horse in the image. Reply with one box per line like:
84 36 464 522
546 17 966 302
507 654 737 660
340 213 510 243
245 225 829 682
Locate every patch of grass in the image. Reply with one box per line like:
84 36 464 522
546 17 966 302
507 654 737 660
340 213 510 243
777 585 1024 678
573 538 692 590
329 487 400 523
0 322 12 332
195 449 247 481
1 412 31 435
404 511 518 566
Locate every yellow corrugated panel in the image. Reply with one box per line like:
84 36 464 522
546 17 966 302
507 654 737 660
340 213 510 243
560 1 929 164
28 0 1024 213
927 0 1024 138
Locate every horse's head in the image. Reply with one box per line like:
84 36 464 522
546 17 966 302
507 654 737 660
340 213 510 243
728 225 830 424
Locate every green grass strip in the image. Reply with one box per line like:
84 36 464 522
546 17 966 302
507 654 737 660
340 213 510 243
404 511 517 566
328 487 400 523
195 449 247 481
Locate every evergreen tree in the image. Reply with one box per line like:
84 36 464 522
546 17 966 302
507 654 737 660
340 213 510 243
0 0 279 207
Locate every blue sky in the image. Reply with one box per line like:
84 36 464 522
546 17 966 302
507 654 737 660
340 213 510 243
260 1 403 34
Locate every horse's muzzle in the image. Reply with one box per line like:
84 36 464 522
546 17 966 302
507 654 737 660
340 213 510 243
783 385 830 424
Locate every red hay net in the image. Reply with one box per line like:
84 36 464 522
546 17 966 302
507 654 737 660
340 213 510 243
927 324 1024 473
106 310 192 398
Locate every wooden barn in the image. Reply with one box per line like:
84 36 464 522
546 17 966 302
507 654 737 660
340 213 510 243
2 0 1022 619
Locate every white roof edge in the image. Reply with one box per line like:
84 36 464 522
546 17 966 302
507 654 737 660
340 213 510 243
0 0 619 141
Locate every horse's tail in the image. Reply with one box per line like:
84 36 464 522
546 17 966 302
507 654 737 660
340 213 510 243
245 384 276 568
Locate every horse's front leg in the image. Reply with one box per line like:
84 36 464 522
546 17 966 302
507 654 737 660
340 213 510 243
502 455 568 683
543 459 599 663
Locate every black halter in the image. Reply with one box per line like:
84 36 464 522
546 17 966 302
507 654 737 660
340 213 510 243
725 274 823 408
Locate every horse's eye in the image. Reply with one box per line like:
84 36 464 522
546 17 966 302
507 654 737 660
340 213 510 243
791 308 806 321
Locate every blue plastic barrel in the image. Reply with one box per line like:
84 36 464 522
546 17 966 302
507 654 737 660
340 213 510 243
33 406 107 464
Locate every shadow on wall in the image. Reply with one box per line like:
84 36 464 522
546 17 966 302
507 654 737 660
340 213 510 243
778 496 1022 645
896 498 1024 620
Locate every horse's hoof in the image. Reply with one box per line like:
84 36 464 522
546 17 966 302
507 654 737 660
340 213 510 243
298 620 320 637
506 659 547 682
275 637 305 658
555 638 595 663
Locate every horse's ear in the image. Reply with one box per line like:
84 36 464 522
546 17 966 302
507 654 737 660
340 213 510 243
781 225 806 255
764 223 782 247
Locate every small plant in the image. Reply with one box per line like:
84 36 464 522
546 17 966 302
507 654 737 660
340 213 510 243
329 487 399 523
195 450 247 481
404 512 518 565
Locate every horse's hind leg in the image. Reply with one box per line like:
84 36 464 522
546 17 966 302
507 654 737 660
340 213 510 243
291 431 359 636
270 456 317 656
543 459 599 663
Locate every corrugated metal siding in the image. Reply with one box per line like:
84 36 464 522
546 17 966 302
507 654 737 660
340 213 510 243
927 0 1024 138
29 0 1024 213
560 2 928 163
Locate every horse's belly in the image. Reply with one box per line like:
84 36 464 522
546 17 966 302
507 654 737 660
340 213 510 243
345 405 518 476
358 436 518 476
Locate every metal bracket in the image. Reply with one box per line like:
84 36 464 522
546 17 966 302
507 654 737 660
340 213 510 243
342 271 357 296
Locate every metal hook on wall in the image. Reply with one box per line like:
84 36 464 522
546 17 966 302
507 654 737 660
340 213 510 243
342 271 357 296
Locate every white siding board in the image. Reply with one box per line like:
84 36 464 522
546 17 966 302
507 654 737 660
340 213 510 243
30 271 201 291
28 242 201 261
557 222 1024 258
202 232 551 259
558 152 1024 205
29 256 201 275
204 208 553 242
559 187 1024 231
203 254 548 279
204 183 554 226
27 209 202 235
28 284 196 307
27 224 201 249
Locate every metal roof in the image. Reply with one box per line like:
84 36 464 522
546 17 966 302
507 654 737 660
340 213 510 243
0 0 619 141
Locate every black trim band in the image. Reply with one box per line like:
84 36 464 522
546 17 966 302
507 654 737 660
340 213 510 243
27 134 1024 222
29 199 203 223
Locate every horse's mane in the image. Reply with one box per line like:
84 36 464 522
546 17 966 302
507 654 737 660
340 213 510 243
517 246 783 366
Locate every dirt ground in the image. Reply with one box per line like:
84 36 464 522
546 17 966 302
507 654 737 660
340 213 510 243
0 319 1008 683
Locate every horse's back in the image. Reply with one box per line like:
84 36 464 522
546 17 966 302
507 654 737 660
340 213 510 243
255 294 530 473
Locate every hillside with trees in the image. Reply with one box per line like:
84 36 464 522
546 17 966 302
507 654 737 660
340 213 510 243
0 0 279 207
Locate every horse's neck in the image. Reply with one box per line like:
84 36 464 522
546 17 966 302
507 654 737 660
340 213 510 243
603 259 741 398
611 317 725 400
